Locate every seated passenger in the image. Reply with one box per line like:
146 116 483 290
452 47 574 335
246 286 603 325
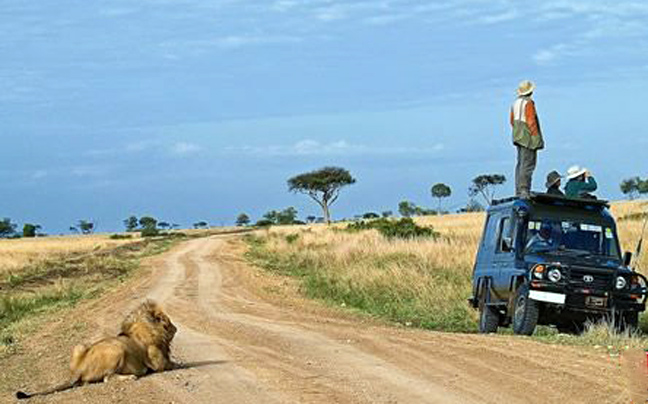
526 222 556 251
564 166 597 199
545 170 564 196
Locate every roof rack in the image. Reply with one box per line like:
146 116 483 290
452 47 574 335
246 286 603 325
491 192 610 208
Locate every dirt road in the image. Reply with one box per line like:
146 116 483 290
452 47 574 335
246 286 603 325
7 236 643 403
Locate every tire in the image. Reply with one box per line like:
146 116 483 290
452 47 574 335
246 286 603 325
478 280 499 334
512 284 539 335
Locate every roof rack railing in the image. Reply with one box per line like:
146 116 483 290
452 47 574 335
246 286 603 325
491 192 610 208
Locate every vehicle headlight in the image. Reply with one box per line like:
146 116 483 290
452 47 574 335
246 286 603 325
616 276 627 290
547 268 562 283
532 264 545 279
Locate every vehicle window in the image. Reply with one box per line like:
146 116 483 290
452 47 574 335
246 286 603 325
524 219 619 257
496 217 512 253
481 214 496 248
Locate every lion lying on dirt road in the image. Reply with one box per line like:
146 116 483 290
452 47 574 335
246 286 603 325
16 300 177 399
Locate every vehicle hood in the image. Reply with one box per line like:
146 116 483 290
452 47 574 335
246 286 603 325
526 252 622 270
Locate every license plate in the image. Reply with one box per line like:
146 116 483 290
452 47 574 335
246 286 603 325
585 296 607 308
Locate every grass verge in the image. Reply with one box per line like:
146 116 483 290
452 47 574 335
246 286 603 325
245 232 477 333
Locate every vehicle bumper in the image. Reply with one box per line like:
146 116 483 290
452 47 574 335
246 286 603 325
529 282 646 313
529 290 566 304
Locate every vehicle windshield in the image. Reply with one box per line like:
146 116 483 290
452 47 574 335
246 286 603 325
525 219 619 257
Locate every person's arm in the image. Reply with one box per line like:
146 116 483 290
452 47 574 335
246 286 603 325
510 108 514 127
525 101 540 137
582 176 598 192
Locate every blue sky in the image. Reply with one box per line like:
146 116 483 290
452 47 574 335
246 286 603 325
2 0 648 232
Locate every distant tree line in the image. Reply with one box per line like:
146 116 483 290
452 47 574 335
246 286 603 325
0 218 44 239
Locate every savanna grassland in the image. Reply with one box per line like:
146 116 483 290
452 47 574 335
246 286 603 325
0 235 135 276
246 200 648 345
0 233 182 355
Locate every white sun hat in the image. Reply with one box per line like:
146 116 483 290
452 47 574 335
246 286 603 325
566 165 588 180
516 80 536 96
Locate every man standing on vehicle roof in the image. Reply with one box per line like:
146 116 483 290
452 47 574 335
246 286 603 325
510 80 544 199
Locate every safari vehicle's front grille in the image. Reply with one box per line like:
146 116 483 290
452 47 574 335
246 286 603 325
567 266 613 290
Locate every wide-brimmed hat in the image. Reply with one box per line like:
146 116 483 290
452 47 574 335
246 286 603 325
566 165 588 180
545 170 562 188
517 80 535 96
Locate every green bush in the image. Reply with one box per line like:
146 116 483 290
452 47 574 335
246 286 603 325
285 234 300 244
346 218 437 239
255 219 274 228
109 234 132 240
140 227 160 237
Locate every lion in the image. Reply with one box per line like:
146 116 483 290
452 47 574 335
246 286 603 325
16 300 177 400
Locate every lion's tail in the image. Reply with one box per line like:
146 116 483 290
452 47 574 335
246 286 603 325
15 379 80 399
15 344 88 399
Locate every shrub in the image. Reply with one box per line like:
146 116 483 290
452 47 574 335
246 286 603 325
140 227 160 237
110 234 132 240
285 234 300 244
346 218 437 239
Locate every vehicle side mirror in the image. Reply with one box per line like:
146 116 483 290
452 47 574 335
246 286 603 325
624 251 633 267
502 237 513 252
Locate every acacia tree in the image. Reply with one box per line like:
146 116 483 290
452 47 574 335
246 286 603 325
398 201 416 218
0 218 17 238
139 216 158 230
193 221 208 229
277 207 298 225
287 167 356 224
124 216 139 232
236 213 251 227
77 220 95 235
431 183 452 213
22 223 42 238
469 174 506 206
620 177 642 200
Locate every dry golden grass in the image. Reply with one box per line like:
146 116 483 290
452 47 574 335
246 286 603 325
0 235 135 276
249 200 648 333
611 200 648 273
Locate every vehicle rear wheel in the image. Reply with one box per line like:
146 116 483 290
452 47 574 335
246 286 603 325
512 284 539 335
478 281 498 334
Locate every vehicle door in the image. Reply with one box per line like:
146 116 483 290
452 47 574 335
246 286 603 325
492 213 515 300
473 212 499 295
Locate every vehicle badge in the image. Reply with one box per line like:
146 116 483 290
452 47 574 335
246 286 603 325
583 275 594 283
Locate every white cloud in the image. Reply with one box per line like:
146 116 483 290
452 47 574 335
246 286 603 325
226 139 444 157
533 49 557 65
214 35 303 50
86 140 202 157
477 10 519 24
363 13 409 26
170 142 202 156
271 0 300 12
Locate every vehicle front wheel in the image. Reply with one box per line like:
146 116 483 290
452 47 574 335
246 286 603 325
512 284 539 335
478 281 499 334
